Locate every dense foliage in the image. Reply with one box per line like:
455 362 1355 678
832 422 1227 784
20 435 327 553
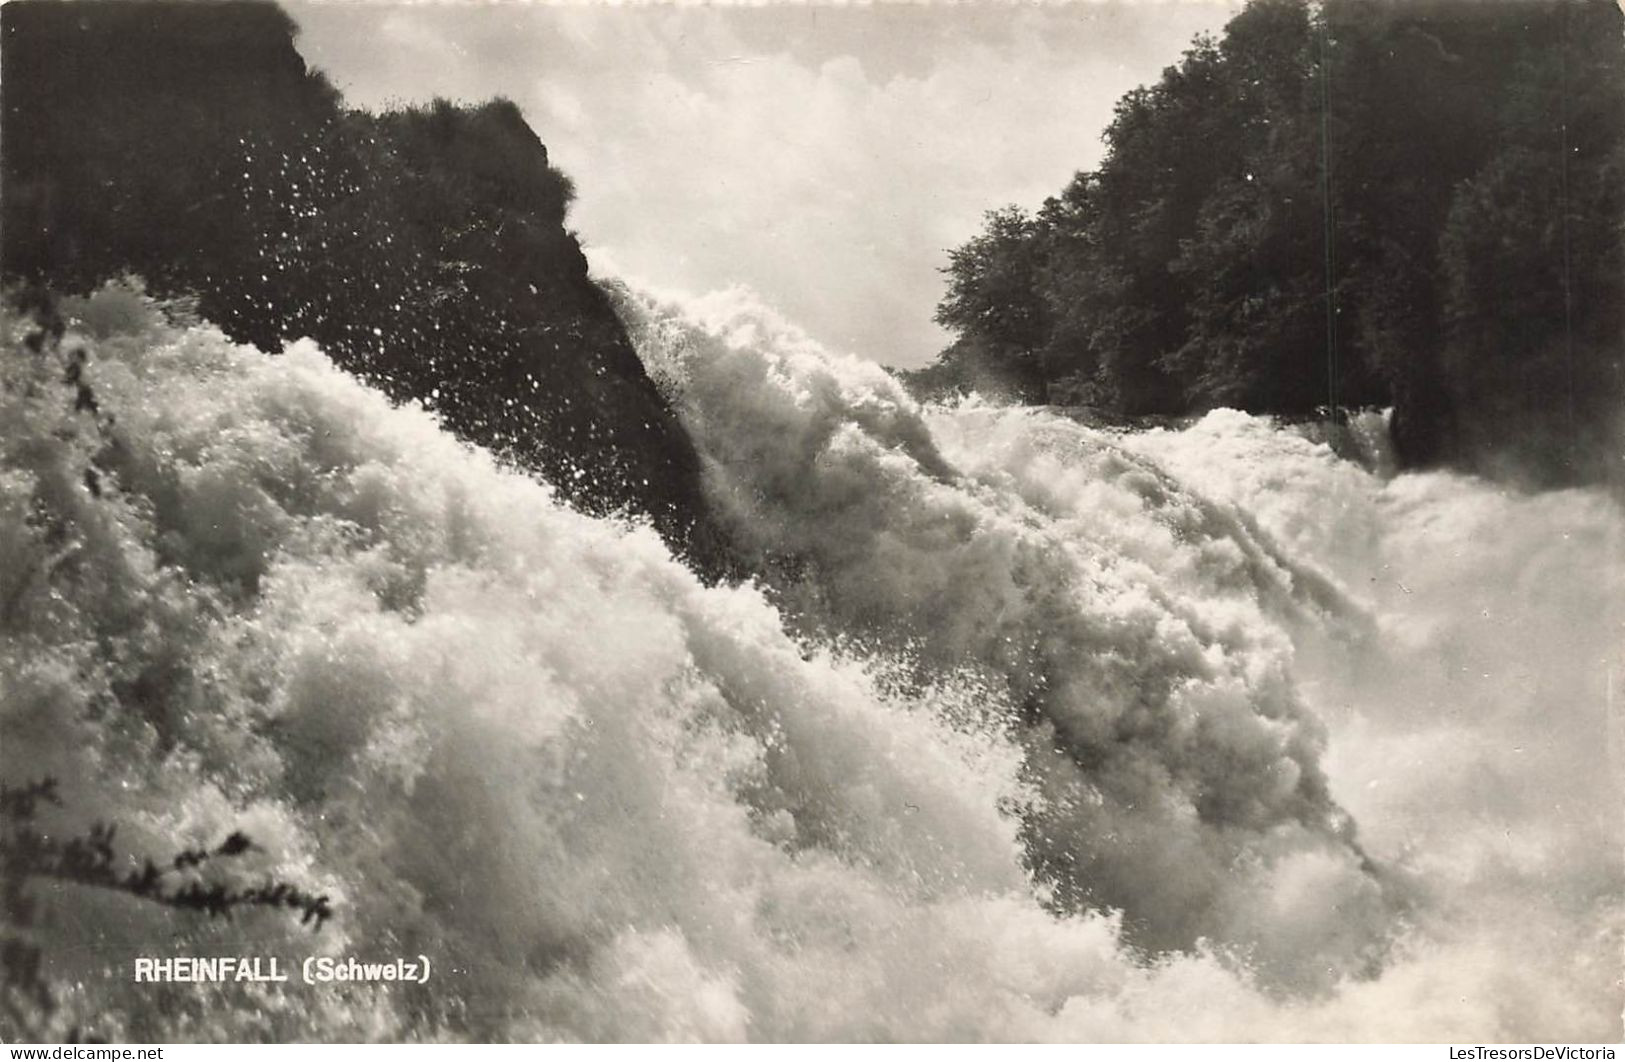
910 0 1624 486
2 0 721 563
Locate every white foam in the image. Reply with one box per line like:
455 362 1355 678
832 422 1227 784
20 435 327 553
2 283 1618 1041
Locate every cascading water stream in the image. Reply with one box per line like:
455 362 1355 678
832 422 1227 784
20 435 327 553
2 282 1619 1041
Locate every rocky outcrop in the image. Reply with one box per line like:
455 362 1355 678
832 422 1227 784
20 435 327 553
2 0 722 566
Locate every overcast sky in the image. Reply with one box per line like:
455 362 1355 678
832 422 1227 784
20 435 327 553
288 2 1241 368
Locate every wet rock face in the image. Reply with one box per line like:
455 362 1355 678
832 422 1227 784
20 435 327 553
2 0 721 569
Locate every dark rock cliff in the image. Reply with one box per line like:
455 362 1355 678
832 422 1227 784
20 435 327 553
3 0 725 568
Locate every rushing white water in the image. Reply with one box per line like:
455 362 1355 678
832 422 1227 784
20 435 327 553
2 282 1620 1041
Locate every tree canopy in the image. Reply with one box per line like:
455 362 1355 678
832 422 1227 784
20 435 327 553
906 0 1624 487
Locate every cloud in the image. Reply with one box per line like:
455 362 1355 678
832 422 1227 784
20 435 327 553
289 3 1240 367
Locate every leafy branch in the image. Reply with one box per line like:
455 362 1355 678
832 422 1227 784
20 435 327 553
1 777 334 1040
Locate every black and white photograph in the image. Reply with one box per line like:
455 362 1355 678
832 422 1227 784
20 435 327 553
1 0 1621 1045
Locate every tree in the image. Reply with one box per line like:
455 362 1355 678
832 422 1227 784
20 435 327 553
929 206 1052 401
916 0 1623 486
